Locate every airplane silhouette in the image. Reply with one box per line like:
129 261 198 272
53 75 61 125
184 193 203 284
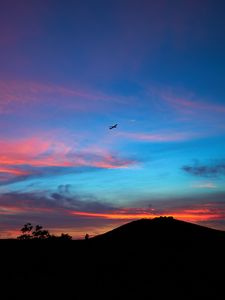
109 124 118 130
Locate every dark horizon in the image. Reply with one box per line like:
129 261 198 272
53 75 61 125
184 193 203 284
2 216 225 241
2 211 225 299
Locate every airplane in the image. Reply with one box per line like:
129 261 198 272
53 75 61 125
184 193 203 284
109 124 118 130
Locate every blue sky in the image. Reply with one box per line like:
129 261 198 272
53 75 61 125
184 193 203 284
0 0 225 238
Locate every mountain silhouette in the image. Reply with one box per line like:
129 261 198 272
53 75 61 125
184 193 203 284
1 217 225 299
92 216 225 244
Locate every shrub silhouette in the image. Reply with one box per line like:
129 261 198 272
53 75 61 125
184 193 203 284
59 233 72 240
32 225 50 239
17 223 72 240
18 223 33 240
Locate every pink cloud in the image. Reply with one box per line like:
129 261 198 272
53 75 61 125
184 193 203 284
116 131 196 142
0 79 123 114
151 87 225 116
0 135 135 181
164 94 225 115
1 193 225 239
70 202 225 224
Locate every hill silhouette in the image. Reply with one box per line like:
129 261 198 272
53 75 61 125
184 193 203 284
1 217 225 299
92 216 225 244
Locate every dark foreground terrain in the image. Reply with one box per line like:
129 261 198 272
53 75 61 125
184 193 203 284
1 217 225 299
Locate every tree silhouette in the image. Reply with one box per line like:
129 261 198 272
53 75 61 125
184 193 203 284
85 233 89 240
17 223 72 240
32 225 50 239
59 233 72 240
18 223 33 240
21 222 33 233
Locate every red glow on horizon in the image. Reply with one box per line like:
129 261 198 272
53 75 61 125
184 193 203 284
70 207 223 223
1 205 224 239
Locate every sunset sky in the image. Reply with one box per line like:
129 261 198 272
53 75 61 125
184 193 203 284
1 0 225 238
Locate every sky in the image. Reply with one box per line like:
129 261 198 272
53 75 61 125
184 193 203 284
0 0 225 239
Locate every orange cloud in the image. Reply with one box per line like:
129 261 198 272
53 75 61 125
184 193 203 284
0 168 29 176
70 206 224 223
1 198 225 239
71 210 154 220
0 202 56 215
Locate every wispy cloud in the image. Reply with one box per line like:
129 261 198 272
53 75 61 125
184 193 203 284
1 191 225 238
147 86 225 130
0 79 125 114
0 191 121 238
117 130 196 142
192 182 217 189
70 207 155 220
162 94 225 115
156 87 225 115
141 194 225 226
0 135 136 183
70 203 224 223
182 160 225 178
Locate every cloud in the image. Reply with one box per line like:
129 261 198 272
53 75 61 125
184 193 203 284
58 184 71 194
0 191 124 238
0 191 118 220
70 207 155 220
182 160 225 178
0 135 136 184
163 93 225 116
116 131 196 142
1 191 225 238
0 79 126 114
146 86 225 136
139 193 225 226
192 182 217 189
152 86 225 116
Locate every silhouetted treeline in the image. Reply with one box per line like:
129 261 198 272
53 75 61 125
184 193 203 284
17 222 72 240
